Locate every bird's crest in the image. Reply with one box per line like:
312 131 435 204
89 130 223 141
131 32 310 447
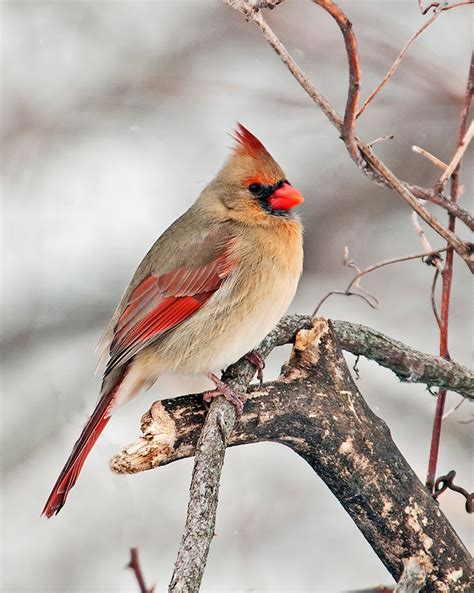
232 123 267 157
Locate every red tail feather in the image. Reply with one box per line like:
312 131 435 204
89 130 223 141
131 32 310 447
42 369 126 518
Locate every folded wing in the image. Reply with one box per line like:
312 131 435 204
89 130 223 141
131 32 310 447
105 237 236 374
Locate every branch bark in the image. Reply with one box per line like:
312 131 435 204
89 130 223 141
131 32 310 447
408 185 474 232
412 188 474 231
332 320 474 399
164 315 312 593
394 558 426 593
113 320 471 592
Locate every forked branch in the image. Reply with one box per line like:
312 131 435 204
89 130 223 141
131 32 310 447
114 320 471 592
223 0 474 269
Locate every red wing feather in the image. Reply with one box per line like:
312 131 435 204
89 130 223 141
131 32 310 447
105 242 236 374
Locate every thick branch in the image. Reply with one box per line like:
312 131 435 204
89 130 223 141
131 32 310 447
164 315 312 593
332 320 474 399
113 321 471 592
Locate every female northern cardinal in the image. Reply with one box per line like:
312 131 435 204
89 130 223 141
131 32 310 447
42 124 304 518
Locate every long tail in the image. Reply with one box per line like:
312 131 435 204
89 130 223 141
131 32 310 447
42 368 127 518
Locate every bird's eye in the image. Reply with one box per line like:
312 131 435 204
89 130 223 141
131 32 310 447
248 183 263 194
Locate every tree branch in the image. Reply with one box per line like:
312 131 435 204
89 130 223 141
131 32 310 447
407 185 474 231
332 320 474 399
164 315 311 593
113 320 471 592
357 9 442 119
223 0 474 270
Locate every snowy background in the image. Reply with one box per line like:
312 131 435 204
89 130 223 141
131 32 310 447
1 1 472 591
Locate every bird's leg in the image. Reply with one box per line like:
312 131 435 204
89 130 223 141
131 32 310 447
203 372 246 416
245 350 265 387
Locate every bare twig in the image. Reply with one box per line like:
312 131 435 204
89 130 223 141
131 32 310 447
443 0 474 11
345 249 448 292
416 1 473 14
411 212 444 273
225 0 474 269
312 288 378 314
312 246 448 316
412 146 448 170
430 268 442 329
367 134 395 147
435 120 474 192
426 54 473 494
417 2 473 16
407 185 474 230
442 396 467 420
358 146 472 268
393 558 426 593
128 548 155 593
357 9 442 119
315 0 362 165
433 470 474 513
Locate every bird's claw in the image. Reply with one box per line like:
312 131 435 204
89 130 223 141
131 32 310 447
204 373 246 417
245 350 265 387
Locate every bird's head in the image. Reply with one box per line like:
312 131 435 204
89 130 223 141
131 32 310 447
201 124 304 225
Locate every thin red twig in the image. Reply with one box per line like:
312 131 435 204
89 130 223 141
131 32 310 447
127 548 155 593
426 55 473 494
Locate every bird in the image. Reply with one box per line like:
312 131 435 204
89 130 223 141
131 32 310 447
42 124 304 518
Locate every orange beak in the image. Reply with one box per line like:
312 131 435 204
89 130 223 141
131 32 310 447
269 183 304 211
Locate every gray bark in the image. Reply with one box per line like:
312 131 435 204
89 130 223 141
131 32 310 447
112 317 472 592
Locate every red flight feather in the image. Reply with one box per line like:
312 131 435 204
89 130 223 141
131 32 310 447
43 237 236 517
41 367 127 518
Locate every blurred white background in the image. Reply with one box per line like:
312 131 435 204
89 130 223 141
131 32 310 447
1 1 472 592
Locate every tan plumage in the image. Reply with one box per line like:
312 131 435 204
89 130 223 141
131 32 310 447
43 124 304 517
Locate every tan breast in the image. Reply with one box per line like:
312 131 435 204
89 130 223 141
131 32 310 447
140 217 303 376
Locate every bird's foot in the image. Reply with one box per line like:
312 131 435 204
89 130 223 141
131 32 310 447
245 350 265 387
204 372 245 416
